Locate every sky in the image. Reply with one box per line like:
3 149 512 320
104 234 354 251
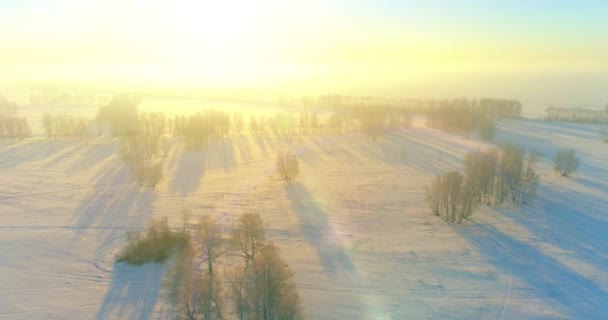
0 0 607 101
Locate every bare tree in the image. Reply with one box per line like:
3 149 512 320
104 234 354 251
232 213 265 265
196 216 226 320
229 263 251 320
425 175 441 216
163 244 200 319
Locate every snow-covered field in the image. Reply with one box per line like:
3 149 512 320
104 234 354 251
1 107 607 319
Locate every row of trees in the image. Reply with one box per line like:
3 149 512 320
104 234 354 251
174 111 232 148
29 91 108 105
162 212 302 320
426 171 476 223
463 145 542 206
426 144 542 223
424 98 521 140
546 106 608 124
0 96 31 139
41 113 89 138
95 95 167 187
118 120 167 187
0 116 31 139
427 145 585 222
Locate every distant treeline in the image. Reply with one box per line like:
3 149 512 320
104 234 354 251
425 98 521 128
95 95 522 146
41 113 90 138
309 96 521 140
29 91 108 105
0 96 31 139
545 106 608 124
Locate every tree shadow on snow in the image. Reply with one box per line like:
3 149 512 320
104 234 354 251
0 140 75 170
285 181 355 277
456 223 608 319
94 262 164 320
170 148 206 195
496 184 608 279
72 159 157 241
169 137 236 195
65 140 118 176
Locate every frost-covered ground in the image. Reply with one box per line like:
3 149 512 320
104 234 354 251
0 111 607 319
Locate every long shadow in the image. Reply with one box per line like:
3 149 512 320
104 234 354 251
205 136 236 174
42 141 88 170
495 184 608 276
170 147 206 195
95 262 164 320
575 176 608 192
65 140 118 176
502 119 600 141
286 181 355 277
169 137 237 195
233 134 252 162
496 120 596 160
340 130 464 174
457 223 608 319
73 158 157 240
253 135 269 158
0 140 75 170
299 135 365 167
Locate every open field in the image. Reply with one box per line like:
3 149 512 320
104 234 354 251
1 104 607 320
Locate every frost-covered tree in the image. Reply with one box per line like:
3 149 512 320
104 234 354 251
231 213 265 265
276 151 299 181
249 243 302 320
425 171 476 223
554 148 580 177
96 94 139 136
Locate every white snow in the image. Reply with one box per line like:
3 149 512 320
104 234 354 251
0 107 607 319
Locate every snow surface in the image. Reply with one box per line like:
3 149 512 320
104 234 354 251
1 111 607 319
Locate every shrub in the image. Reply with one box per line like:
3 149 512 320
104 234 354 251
134 162 164 188
554 148 580 177
117 217 189 265
276 151 299 181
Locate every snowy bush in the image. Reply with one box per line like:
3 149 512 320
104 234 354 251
117 217 189 265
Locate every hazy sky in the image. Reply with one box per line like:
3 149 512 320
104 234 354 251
1 0 607 100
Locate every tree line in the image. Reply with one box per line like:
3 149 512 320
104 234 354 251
0 96 31 139
426 143 541 223
41 113 90 138
424 98 521 140
546 106 608 124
